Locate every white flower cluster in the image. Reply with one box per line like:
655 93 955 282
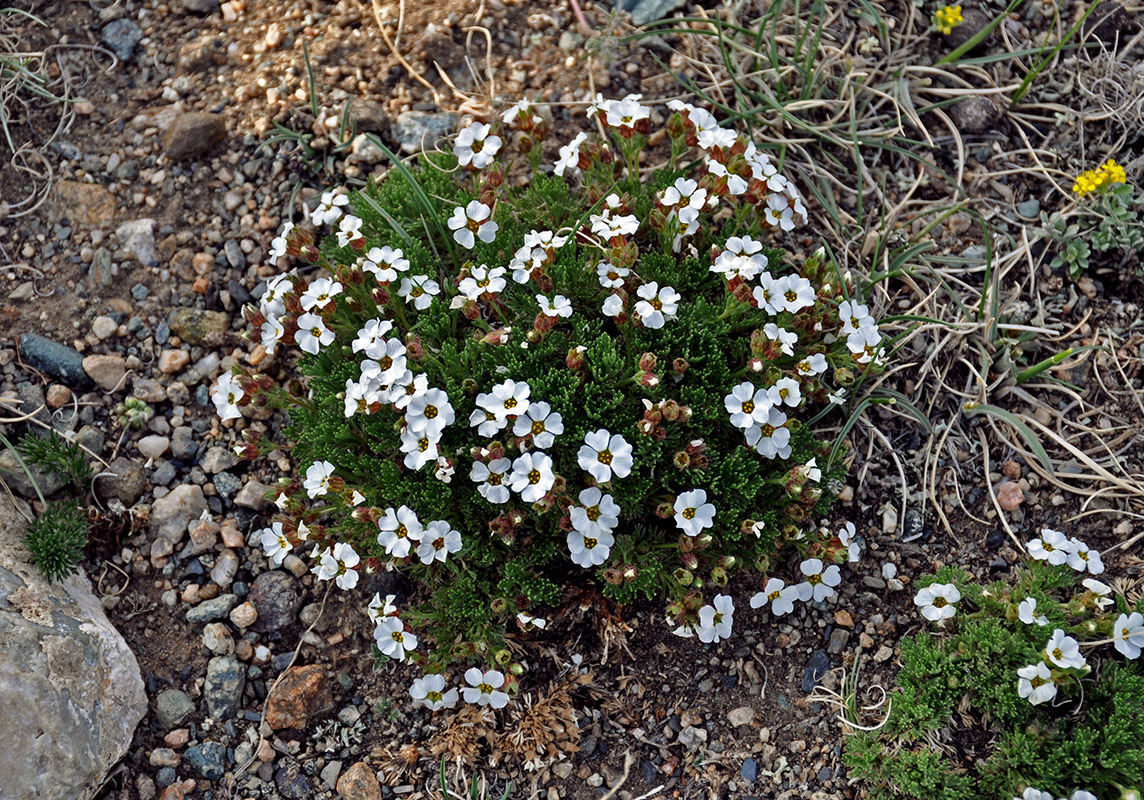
1016 789 1099 800
1026 527 1105 574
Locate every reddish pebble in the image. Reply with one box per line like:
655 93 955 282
192 277 210 294
997 480 1024 511
158 349 190 374
164 728 190 748
46 384 72 409
1002 460 1022 479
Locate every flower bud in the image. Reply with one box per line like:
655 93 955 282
710 566 728 586
639 352 658 372
656 502 673 519
673 451 691 469
673 568 693 586
461 299 480 320
672 358 689 374
494 648 512 665
666 111 685 139
834 366 855 386
681 552 698 571
695 534 713 550
371 286 390 305
491 597 508 614
717 555 736 569
509 661 525 676
662 399 681 421
566 346 586 370
603 567 624 584
640 371 660 388
405 335 424 359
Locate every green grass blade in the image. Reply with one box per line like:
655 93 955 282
963 403 1054 475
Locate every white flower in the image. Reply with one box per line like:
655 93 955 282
417 520 463 564
398 274 441 310
448 200 498 249
336 214 364 248
604 93 650 130
510 244 546 284
212 373 244 421
470 458 512 504
602 293 624 317
261 314 285 355
723 382 768 432
509 451 556 502
377 505 423 558
661 177 708 211
847 325 884 364
569 487 620 538
300 277 343 311
589 211 639 239
763 193 798 231
706 157 748 194
1113 612 1144 659
512 401 564 448
524 229 568 250
750 578 798 616
1066 537 1104 574
745 407 791 459
462 667 510 708
837 521 860 562
669 207 700 252
767 377 802 408
502 99 537 125
554 131 588 176
696 594 734 643
828 387 847 405
269 221 294 261
352 318 395 355
795 353 828 377
400 428 440 471
577 429 634 483
329 542 360 590
410 674 458 711
1045 628 1086 670
516 612 547 630
800 458 822 483
698 126 736 150
295 312 335 355
259 522 292 566
763 322 798 356
361 339 407 386
303 460 336 498
391 371 428 411
375 616 417 661
597 261 630 289
459 264 508 299
913 583 960 621
309 189 349 225
1068 792 1098 800
454 121 502 169
797 558 842 602
1027 528 1070 566
634 282 681 329
362 245 409 282
406 388 455 436
712 236 768 281
839 299 874 334
1082 578 1115 611
469 406 506 437
367 592 399 622
774 274 816 313
434 457 453 484
344 376 379 417
536 293 573 318
1017 662 1057 705
567 526 613 568
478 379 531 421
673 489 716 537
1018 597 1049 626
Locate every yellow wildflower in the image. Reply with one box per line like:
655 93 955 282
933 4 964 35
1072 159 1129 196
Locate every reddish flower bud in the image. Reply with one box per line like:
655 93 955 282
656 502 673 519
371 286 390 305
672 451 691 469
662 399 681 421
461 299 481 320
566 347 586 370
640 372 660 388
672 358 689 374
405 335 424 359
639 352 658 372
681 551 699 571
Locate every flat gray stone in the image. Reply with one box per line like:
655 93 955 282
18 334 92 389
154 688 196 730
0 493 146 800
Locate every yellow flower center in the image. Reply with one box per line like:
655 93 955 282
584 536 597 549
1053 648 1063 660
395 525 407 538
418 438 429 452
768 590 781 601
598 450 613 465
504 398 517 409
807 574 822 585
531 420 546 435
1030 675 1045 689
424 405 438 419
585 506 601 522
528 469 541 485
760 424 775 437
742 400 755 414
682 507 696 520
392 631 404 642
487 472 502 486
379 355 393 371
433 537 445 550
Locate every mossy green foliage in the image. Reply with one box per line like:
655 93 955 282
259 125 874 673
24 499 89 583
844 562 1144 799
17 430 93 489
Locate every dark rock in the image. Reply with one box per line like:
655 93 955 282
100 18 144 62
162 113 227 162
740 757 759 783
275 760 312 800
203 655 245 721
95 456 147 505
223 239 245 269
155 689 196 730
345 98 391 135
948 95 1001 135
184 741 227 780
180 0 217 14
18 334 92 388
827 628 850 655
227 279 251 306
945 8 993 50
155 767 176 789
0 449 65 499
801 649 831 693
985 529 1006 550
168 307 229 344
213 471 242 500
249 571 301 632
640 759 658 784
1082 1 1135 47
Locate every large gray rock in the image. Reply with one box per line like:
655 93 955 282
0 493 146 800
392 111 458 154
150 484 207 542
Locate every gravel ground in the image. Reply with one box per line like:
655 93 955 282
2 0 1143 799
